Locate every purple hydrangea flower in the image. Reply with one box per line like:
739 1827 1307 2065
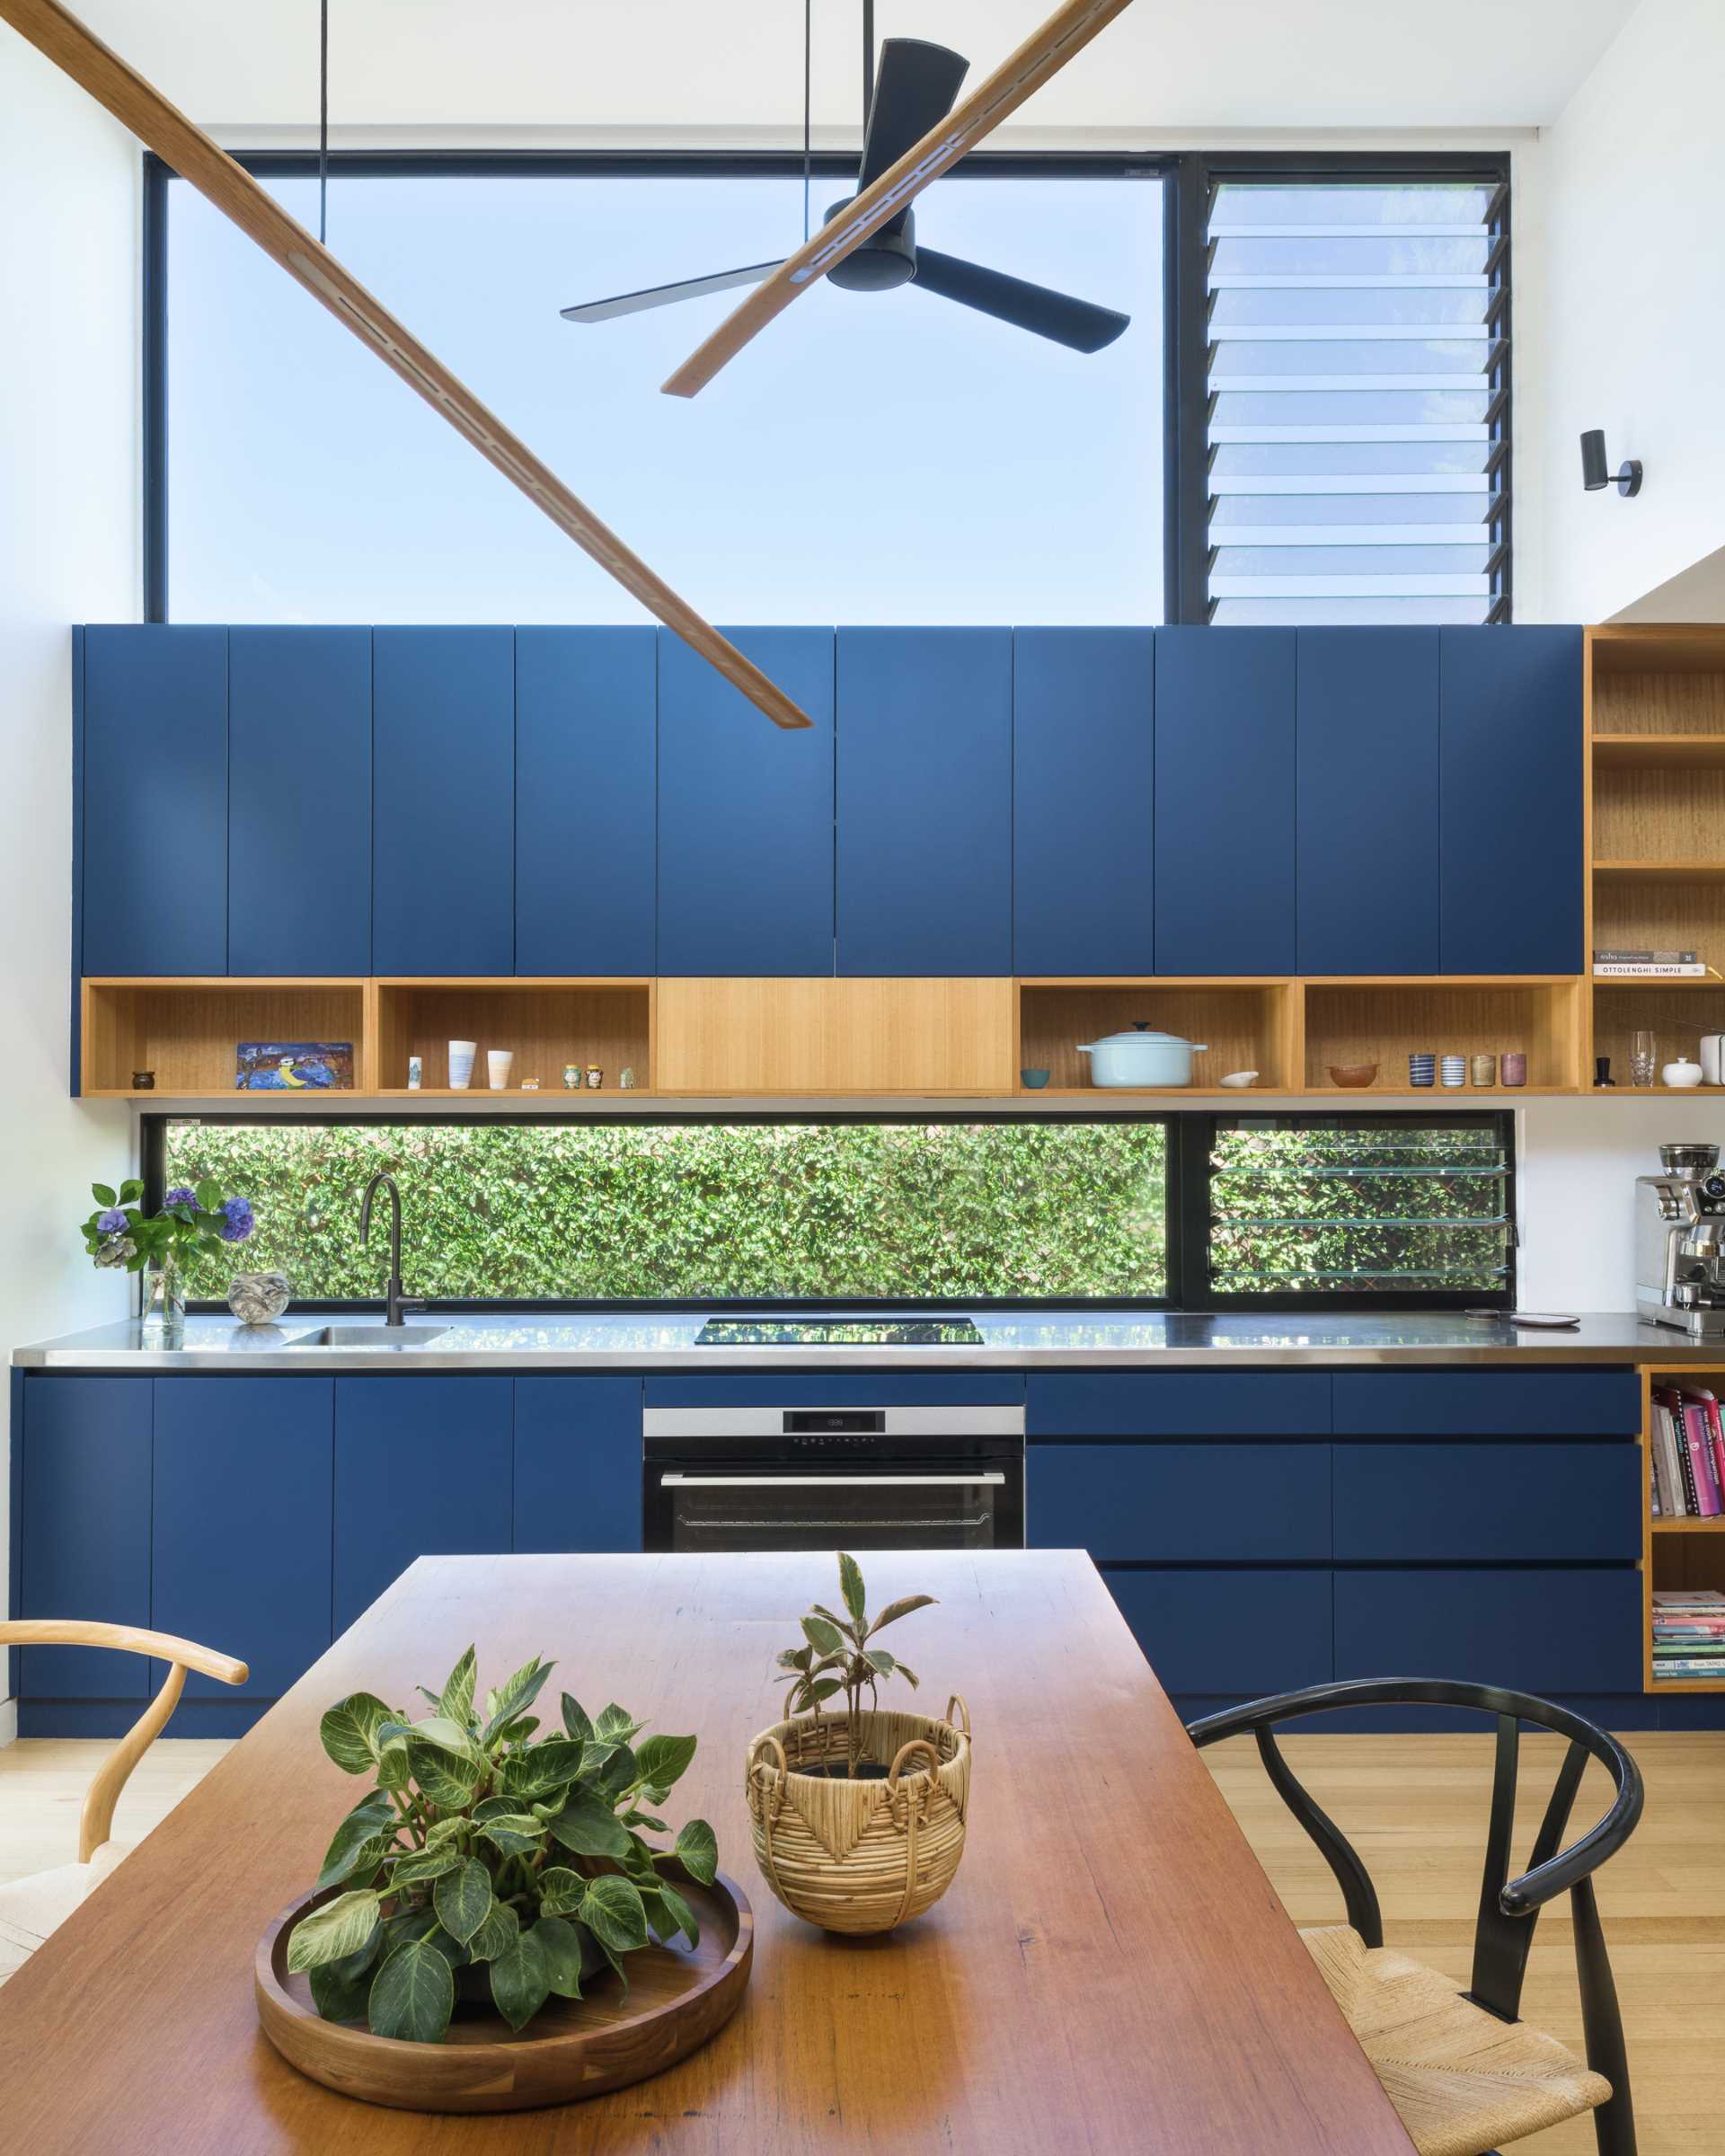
164 1185 199 1209
218 1196 256 1244
96 1206 128 1234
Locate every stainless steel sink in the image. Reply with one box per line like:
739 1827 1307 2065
286 1324 449 1349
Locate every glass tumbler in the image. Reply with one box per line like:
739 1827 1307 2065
1631 1030 1658 1088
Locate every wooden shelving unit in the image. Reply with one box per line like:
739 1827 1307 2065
372 979 654 1096
1641 1361 1725 1694
1013 979 1301 1095
1301 976 1583 1096
81 978 371 1098
1588 627 1725 1091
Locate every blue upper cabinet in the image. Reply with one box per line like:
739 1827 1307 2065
1013 629 1154 976
1154 629 1296 975
1296 629 1440 976
82 626 227 976
1439 626 1584 974
658 628 835 975
372 628 515 976
836 628 1013 976
228 628 372 976
517 628 656 976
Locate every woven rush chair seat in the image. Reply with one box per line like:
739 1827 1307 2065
1302 1922 1612 2156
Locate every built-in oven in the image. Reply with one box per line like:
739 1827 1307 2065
642 1404 1025 1553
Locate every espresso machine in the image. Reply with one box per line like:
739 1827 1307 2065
1636 1143 1725 1335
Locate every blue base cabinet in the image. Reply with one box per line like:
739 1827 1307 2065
514 1377 642 1553
333 1376 515 1633
1104 1569 1333 1697
152 1377 334 1700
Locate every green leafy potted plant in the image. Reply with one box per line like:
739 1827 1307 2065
284 1648 717 2044
80 1174 255 1338
748 1556 971 1935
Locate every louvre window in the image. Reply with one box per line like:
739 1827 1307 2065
1204 1117 1515 1306
1204 174 1509 625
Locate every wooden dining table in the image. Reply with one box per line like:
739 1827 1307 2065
0 1550 1415 2152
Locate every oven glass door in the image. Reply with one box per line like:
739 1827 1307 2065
657 1468 1010 1552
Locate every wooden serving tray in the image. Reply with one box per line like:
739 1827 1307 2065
254 1869 752 2114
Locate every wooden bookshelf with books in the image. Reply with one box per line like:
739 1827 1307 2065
1642 1364 1725 1692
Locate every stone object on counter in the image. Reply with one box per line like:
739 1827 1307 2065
227 1271 291 1325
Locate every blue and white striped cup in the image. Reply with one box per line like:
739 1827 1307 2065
1439 1054 1466 1088
1408 1054 1436 1087
448 1038 477 1091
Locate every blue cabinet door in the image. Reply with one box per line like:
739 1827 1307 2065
1028 1370 1331 1437
1331 1368 1642 1437
333 1377 513 1631
152 1378 333 1698
1333 1442 1641 1564
228 628 372 976
1439 627 1584 974
514 1377 642 1552
657 628 835 975
19 1378 153 1699
372 629 515 975
517 629 656 976
1029 1444 1331 1562
1104 1568 1332 1696
836 628 1013 976
1013 629 1154 976
82 626 227 976
1154 628 1296 975
1296 629 1439 975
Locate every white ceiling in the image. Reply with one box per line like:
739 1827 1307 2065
67 0 1638 137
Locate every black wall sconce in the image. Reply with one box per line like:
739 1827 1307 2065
1581 428 1642 497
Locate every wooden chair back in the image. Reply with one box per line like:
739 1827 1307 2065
0 1621 248 1861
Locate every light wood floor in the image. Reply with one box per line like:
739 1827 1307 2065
3 1731 1719 2152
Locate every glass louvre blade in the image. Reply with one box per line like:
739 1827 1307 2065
1208 1121 1514 1298
1205 176 1508 623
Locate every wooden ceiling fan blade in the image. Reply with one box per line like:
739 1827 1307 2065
858 39 969 231
662 0 1137 398
0 0 812 732
909 247 1129 353
562 260 786 323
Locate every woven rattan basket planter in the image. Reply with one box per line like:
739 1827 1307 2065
745 1695 971 1934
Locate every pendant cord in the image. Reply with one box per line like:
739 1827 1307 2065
801 0 811 243
318 0 329 244
862 0 874 127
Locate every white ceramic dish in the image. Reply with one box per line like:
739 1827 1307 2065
1218 1071 1259 1088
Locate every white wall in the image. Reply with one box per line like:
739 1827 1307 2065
1539 0 1725 622
0 31 138 1730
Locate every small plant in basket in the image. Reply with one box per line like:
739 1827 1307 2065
284 1647 718 2045
775 1553 936 1779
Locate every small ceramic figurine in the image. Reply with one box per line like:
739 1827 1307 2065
132 1070 155 1091
562 1064 580 1091
227 1271 291 1325
585 1065 603 1089
407 1055 422 1090
521 1077 540 1091
619 1066 636 1090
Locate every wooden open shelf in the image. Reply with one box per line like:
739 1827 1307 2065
82 979 370 1098
373 980 654 1095
1588 627 1725 1090
1014 980 1301 1095
1641 1362 1725 1692
1302 977 1582 1095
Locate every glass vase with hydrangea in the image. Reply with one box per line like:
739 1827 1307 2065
81 1176 256 1339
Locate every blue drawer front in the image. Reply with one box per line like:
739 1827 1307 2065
514 1376 643 1553
1104 1568 1332 1696
1028 1372 1331 1438
20 1377 154 1699
1332 1369 1641 1437
1334 1443 1641 1563
1335 1569 1643 1695
1030 1444 1331 1562
643 1374 1023 1409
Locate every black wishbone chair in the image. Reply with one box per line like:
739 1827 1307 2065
1187 1679 1643 2156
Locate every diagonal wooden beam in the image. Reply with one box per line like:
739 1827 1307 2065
1 0 811 730
661 0 1137 398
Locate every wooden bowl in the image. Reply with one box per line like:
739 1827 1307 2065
1327 1063 1379 1088
254 1866 751 2114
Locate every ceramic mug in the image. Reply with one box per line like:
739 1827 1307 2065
1470 1053 1496 1087
1501 1052 1527 1088
1408 1053 1436 1088
488 1049 515 1091
448 1039 477 1091
1439 1055 1466 1088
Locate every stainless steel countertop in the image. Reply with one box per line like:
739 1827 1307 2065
7 1311 1710 1370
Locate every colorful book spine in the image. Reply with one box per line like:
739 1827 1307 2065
1653 1394 1692 1515
1683 1403 1723 1516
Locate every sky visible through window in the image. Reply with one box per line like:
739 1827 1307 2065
167 169 1163 625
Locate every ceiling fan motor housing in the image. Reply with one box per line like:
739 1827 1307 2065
823 200 916 291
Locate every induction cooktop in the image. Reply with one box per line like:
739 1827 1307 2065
694 1316 985 1347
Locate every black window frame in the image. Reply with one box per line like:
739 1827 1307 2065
139 145 1512 627
141 1104 1513 1318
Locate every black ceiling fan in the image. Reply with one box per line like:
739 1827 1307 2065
561 22 1129 355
